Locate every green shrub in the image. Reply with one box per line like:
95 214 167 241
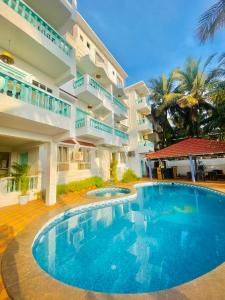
57 176 104 197
57 184 69 197
110 155 118 183
11 162 30 196
121 169 139 183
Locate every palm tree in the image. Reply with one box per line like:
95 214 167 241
197 0 225 43
174 56 216 137
149 72 181 148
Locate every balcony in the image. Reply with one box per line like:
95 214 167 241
136 97 151 115
24 0 77 34
137 117 153 133
0 0 75 84
0 70 73 135
114 129 129 146
74 75 128 119
75 116 128 147
137 140 154 154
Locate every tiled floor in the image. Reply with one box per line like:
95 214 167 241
0 180 225 300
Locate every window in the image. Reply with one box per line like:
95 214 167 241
78 148 91 170
95 52 104 64
32 80 52 94
80 35 84 41
112 71 115 76
87 42 91 49
120 152 126 164
57 147 69 172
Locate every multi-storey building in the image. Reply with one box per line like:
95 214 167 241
126 82 154 177
0 3 154 207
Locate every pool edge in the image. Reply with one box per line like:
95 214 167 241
2 181 225 300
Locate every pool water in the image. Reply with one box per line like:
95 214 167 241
33 183 225 294
87 187 130 198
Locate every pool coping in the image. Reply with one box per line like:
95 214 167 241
84 186 136 201
2 181 225 300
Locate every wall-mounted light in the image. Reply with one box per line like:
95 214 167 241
0 51 14 65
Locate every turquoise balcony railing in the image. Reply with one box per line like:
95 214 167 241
75 118 86 129
114 129 129 140
3 0 72 56
113 96 127 112
0 71 71 117
138 117 150 125
75 116 113 134
74 76 84 89
136 98 147 105
90 118 113 134
74 75 128 113
138 140 154 147
75 116 129 141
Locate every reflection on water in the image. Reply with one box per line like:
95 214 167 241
33 184 225 294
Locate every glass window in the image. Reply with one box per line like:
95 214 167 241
120 152 126 164
78 149 91 170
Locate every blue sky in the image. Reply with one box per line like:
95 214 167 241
78 0 224 86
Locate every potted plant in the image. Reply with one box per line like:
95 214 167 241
11 162 30 205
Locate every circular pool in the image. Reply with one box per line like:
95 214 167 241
33 183 225 294
87 187 131 198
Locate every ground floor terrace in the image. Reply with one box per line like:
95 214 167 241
0 179 225 300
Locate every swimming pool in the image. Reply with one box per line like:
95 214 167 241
87 187 131 198
33 183 225 294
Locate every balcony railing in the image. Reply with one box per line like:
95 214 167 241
138 117 151 126
75 117 129 140
3 0 72 57
138 140 154 147
136 98 147 105
114 129 129 140
0 71 71 117
74 75 128 113
0 175 40 193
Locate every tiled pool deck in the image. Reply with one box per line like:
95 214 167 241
0 180 225 300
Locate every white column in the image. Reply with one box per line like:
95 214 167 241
46 142 58 205
189 155 196 182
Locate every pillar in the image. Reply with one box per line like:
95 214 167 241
189 155 196 182
148 159 153 180
45 142 58 205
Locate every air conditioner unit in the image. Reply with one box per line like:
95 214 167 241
128 151 135 157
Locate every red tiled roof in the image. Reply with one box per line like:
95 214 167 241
146 138 225 160
77 140 96 148
63 139 96 148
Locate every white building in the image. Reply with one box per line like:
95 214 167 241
0 2 154 207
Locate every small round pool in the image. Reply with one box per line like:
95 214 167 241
33 183 225 294
87 187 131 198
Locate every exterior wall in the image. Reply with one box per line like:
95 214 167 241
125 84 153 177
167 158 225 176
73 25 125 86
0 1 76 85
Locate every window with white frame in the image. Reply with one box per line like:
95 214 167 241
57 146 69 171
78 148 91 170
120 152 126 164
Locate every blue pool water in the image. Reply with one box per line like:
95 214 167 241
33 183 225 294
87 187 130 198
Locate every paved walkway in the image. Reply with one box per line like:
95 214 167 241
0 180 225 300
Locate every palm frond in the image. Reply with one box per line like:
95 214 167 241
197 0 225 43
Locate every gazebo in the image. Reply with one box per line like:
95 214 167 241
146 138 225 182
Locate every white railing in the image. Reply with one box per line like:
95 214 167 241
0 175 41 193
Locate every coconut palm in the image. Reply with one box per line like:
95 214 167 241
197 0 225 43
149 72 181 148
174 56 216 137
